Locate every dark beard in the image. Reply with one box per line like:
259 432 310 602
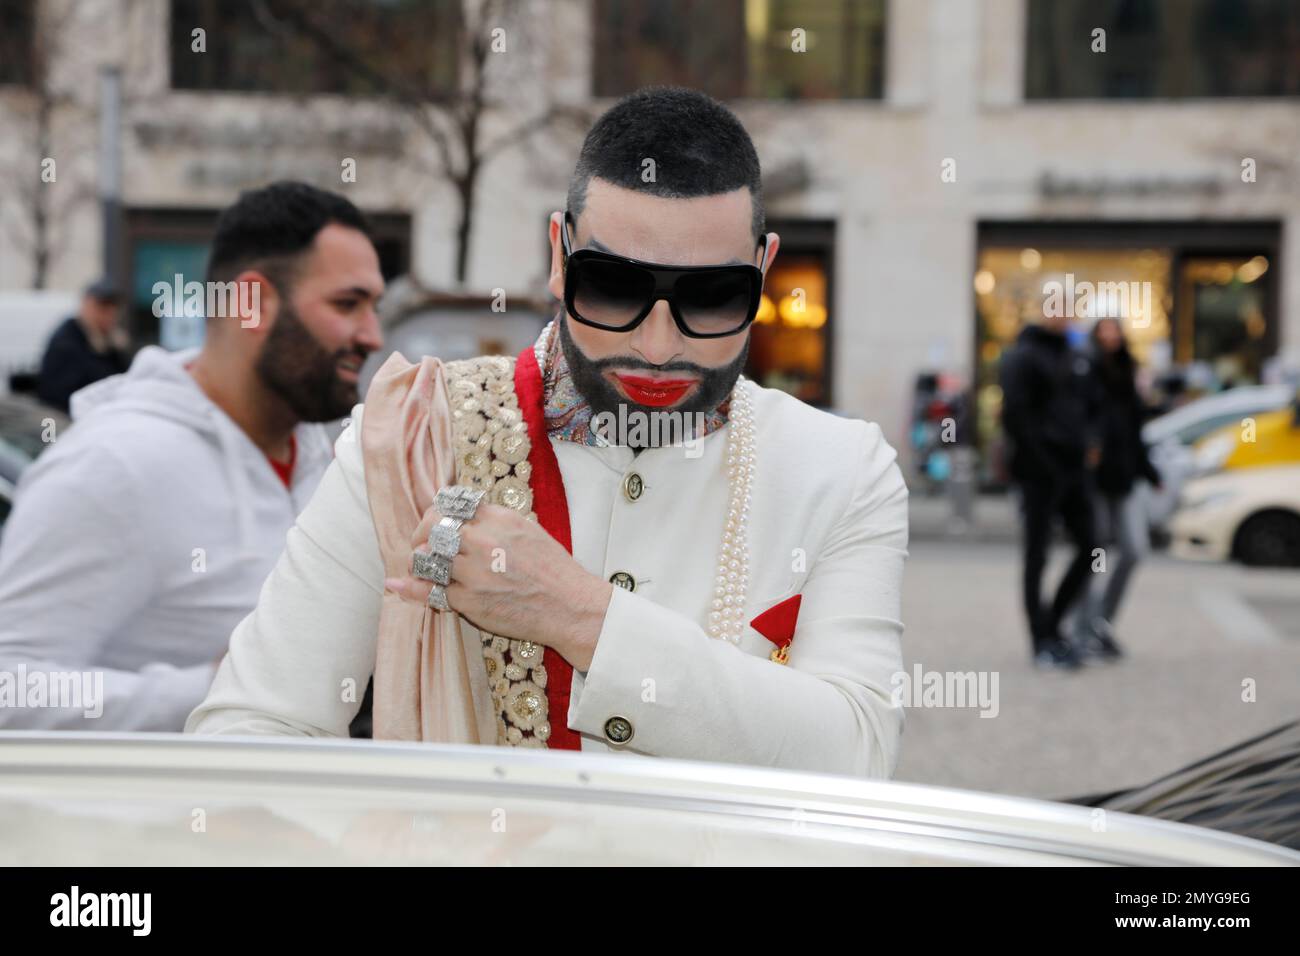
558 314 748 448
255 299 367 423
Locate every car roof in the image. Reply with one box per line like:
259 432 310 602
1143 384 1294 445
1 733 1296 866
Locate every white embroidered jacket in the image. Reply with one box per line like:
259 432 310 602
186 379 910 778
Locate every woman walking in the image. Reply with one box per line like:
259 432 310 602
1076 316 1162 660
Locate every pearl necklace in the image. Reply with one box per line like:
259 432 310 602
534 320 755 645
708 375 754 644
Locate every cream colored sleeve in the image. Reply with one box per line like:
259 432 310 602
186 406 384 737
570 422 909 778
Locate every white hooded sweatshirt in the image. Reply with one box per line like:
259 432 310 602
0 346 334 731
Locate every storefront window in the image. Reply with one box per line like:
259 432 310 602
975 245 1173 482
746 247 831 406
1179 256 1272 386
973 231 1277 485
123 209 411 347
593 0 885 100
132 240 211 351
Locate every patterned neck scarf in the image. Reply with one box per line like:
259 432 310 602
535 318 732 446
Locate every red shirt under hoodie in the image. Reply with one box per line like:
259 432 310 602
267 434 296 489
183 361 297 488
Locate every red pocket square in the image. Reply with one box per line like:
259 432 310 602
749 594 802 649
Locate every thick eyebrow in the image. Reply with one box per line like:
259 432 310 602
331 285 383 301
586 233 747 266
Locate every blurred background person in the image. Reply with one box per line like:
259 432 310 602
1073 315 1162 661
998 307 1097 671
36 278 131 413
0 181 384 731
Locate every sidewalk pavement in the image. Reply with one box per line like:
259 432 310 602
893 537 1300 800
909 491 1020 543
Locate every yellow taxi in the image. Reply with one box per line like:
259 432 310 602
1193 394 1300 473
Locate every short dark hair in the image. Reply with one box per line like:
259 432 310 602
206 180 372 288
566 87 764 241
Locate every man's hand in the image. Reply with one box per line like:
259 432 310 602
385 501 613 671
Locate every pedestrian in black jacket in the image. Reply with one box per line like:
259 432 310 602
37 278 131 414
998 316 1098 670
1073 317 1162 660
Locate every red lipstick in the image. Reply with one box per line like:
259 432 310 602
611 373 698 407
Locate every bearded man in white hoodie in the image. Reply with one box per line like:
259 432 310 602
0 181 384 731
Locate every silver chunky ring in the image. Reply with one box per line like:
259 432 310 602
427 582 451 611
435 485 486 522
411 548 451 586
428 521 462 560
412 486 484 604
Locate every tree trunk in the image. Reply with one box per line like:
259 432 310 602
454 167 475 286
31 90 53 289
453 104 482 286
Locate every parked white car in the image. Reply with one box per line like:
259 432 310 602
359 277 549 399
0 395 68 532
1143 385 1295 531
0 291 77 397
1 733 1296 865
1170 464 1300 566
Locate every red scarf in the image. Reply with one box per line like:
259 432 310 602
513 344 582 751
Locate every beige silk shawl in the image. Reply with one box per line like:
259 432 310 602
356 351 538 749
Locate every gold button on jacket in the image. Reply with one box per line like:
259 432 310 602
622 472 644 501
603 715 634 744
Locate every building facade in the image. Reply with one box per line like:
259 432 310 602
2 0 1297 470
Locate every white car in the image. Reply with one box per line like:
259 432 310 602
1143 385 1295 531
1144 382 1294 530
1 733 1296 866
0 396 69 531
1170 464 1300 566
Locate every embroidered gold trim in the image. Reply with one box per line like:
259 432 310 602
445 355 549 748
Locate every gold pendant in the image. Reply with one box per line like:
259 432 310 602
770 645 790 665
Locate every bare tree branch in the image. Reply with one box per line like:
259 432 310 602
255 0 577 285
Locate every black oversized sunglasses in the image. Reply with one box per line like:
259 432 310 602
560 211 768 339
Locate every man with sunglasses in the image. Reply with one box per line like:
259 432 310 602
190 88 909 780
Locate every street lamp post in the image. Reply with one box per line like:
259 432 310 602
98 66 123 287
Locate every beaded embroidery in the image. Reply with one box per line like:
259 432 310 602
445 355 550 748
